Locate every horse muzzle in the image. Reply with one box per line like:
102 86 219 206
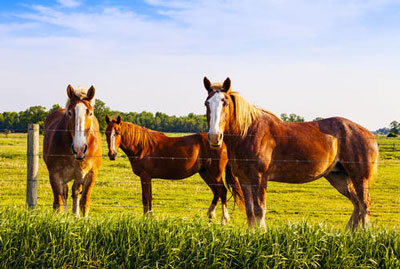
71 143 88 161
108 151 117 160
208 132 223 149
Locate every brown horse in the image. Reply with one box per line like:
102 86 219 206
43 85 102 217
105 115 242 222
203 77 379 229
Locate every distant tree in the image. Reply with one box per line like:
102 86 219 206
49 104 62 113
0 113 4 130
280 113 305 122
375 127 390 135
389 121 399 134
94 99 111 131
313 117 324 121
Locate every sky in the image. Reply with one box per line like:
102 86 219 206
0 0 400 130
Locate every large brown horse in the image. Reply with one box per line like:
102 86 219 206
105 115 242 222
43 85 102 217
203 77 379 229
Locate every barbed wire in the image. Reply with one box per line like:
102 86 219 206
2 128 399 140
2 128 400 220
1 178 400 190
12 153 400 166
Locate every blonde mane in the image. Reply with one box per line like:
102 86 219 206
65 86 95 109
229 91 280 136
121 121 163 150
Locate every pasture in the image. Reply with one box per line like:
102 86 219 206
1 133 400 227
1 132 400 267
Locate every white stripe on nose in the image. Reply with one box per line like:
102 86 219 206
73 103 87 153
110 129 115 152
208 92 224 135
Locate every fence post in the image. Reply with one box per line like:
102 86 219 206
27 123 39 210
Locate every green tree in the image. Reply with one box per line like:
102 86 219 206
313 117 324 121
94 99 111 131
389 121 399 134
49 104 62 113
280 113 305 122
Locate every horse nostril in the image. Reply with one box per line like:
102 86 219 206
218 133 223 140
71 143 77 154
83 144 88 154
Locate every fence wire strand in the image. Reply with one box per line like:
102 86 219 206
1 129 400 218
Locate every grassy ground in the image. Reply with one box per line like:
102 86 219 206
1 208 399 268
0 133 400 228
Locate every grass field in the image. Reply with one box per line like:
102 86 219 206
1 133 400 227
1 133 400 267
1 208 400 268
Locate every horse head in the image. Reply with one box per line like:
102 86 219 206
105 115 122 160
65 85 96 161
203 77 232 148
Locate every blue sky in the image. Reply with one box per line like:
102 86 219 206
1 0 400 130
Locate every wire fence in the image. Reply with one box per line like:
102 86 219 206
1 129 400 224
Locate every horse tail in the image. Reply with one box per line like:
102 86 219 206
224 162 245 212
368 143 379 189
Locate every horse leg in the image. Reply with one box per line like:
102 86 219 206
254 178 267 229
49 175 65 213
72 181 82 217
219 183 230 224
352 178 371 229
240 181 256 228
62 183 68 213
325 172 360 230
140 174 153 215
199 171 219 221
80 171 97 217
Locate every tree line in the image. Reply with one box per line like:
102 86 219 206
0 99 395 135
0 100 209 133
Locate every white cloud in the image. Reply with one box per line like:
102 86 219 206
56 0 82 8
0 0 400 130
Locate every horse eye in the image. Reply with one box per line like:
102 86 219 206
115 131 120 135
89 112 93 116
68 111 72 116
223 100 229 106
204 101 209 106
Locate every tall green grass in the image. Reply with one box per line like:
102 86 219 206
0 208 399 268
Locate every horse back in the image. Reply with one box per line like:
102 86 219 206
317 117 378 175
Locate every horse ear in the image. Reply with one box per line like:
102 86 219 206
117 115 122 124
87 86 95 101
222 77 231 93
203 77 212 93
105 115 111 124
67 85 75 99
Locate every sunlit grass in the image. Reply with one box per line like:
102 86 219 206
0 133 399 228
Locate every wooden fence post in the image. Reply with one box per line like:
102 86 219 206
27 123 39 210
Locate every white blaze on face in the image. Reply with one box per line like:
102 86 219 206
208 92 225 135
73 103 87 149
110 129 116 152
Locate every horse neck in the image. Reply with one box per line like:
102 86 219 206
119 122 158 155
223 100 279 147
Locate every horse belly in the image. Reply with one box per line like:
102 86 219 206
150 159 200 180
268 140 338 183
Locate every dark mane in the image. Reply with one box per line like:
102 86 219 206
121 121 164 150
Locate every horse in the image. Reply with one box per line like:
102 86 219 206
203 77 379 230
105 115 243 222
43 85 102 217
